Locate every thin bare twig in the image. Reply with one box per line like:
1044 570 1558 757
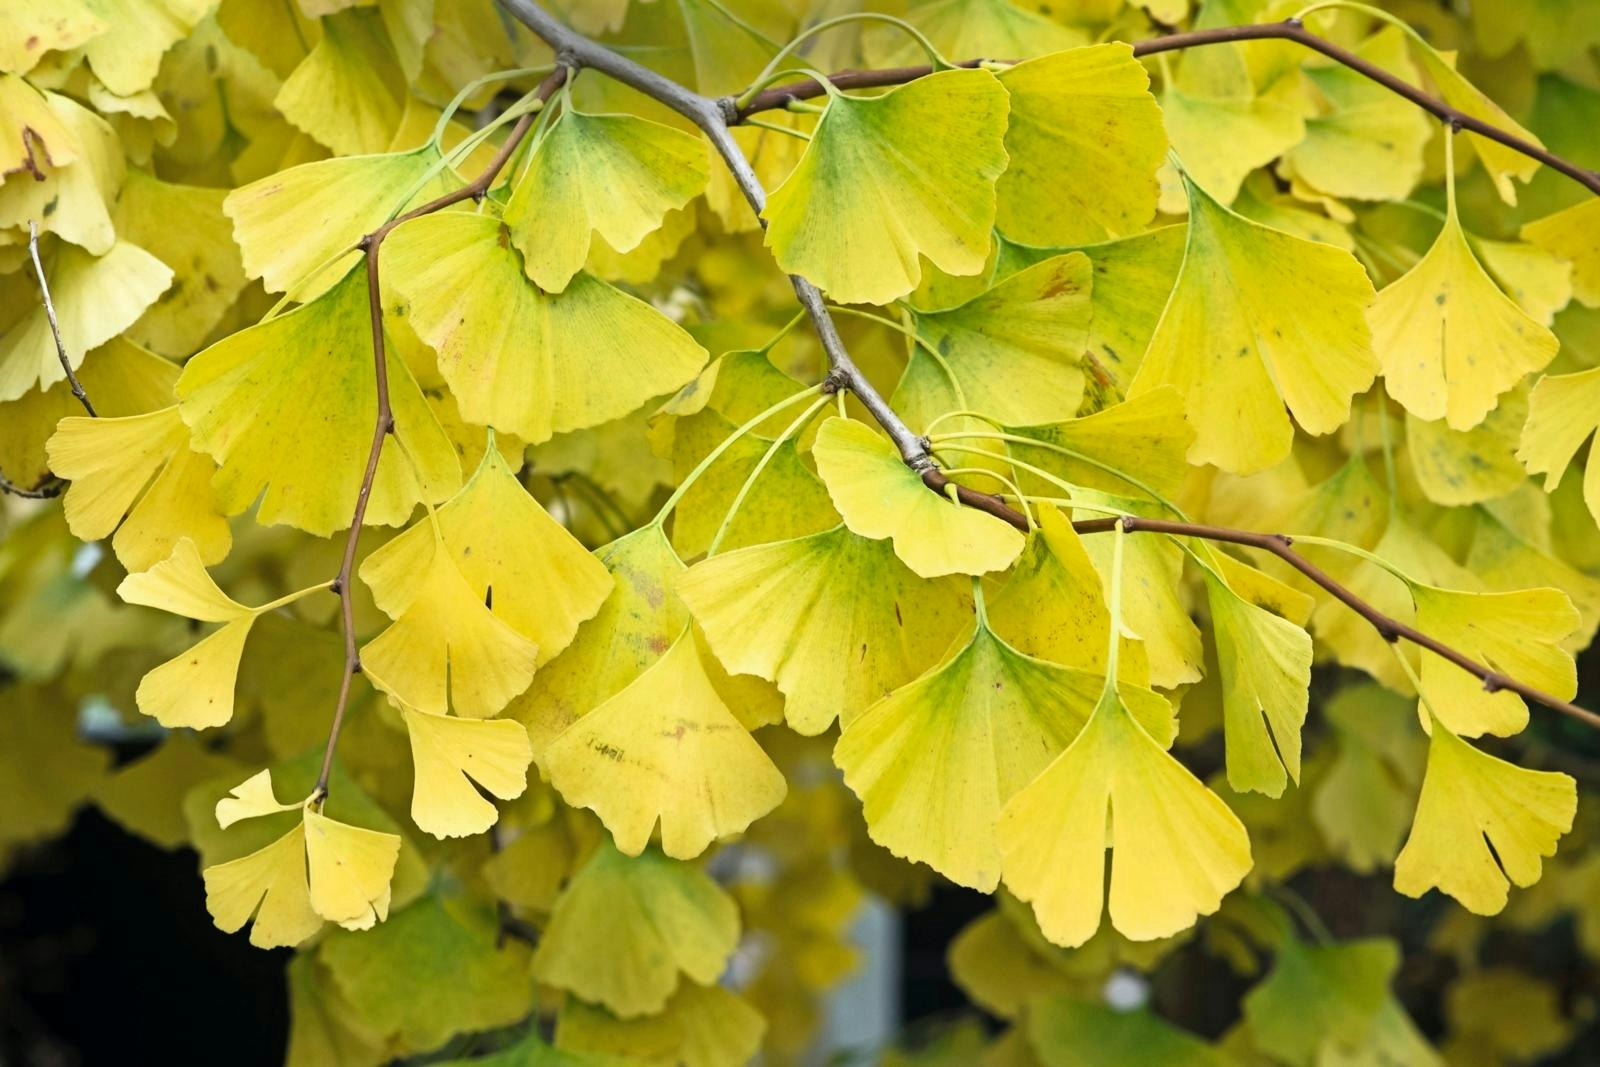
312 67 570 801
28 220 95 417
0 471 64 499
500 0 1600 732
734 19 1600 199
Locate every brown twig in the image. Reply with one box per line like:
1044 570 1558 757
920 468 1600 730
311 67 569 801
498 0 1600 733
0 471 64 499
735 19 1600 199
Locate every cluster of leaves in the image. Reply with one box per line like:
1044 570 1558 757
3 0 1600 1063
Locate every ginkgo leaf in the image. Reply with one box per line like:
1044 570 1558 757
402 706 533 839
113 171 249 356
1203 566 1313 798
47 406 230 573
532 839 739 1018
994 44 1166 247
836 617 1173 892
1393 716 1575 915
78 0 210 96
1130 172 1378 474
1370 196 1558 430
0 90 120 254
1 0 105 75
504 108 709 292
1283 27 1431 202
117 538 257 729
428 445 612 665
177 266 461 536
1411 585 1579 737
761 69 1010 305
1521 198 1600 308
216 769 302 829
864 0 1085 66
1519 365 1600 527
202 823 323 950
275 8 405 156
1313 684 1423 874
383 211 708 444
1029 995 1230 1067
896 253 1095 426
813 417 1024 578
676 524 970 736
225 146 454 299
94 735 245 850
1406 388 1528 507
1242 937 1400 1065
986 504 1113 673
1004 387 1195 499
506 524 686 756
1161 54 1304 208
319 892 532 1051
0 240 172 402
543 633 786 859
554 980 765 1067
999 686 1251 947
304 804 401 930
1412 44 1543 204
359 524 540 718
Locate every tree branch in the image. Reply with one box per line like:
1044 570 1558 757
735 19 1600 200
498 0 932 467
312 67 570 801
28 220 96 417
497 0 1598 731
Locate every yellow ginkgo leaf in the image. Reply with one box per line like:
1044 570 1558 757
543 633 786 860
504 108 709 292
761 69 1010 306
677 524 970 736
274 8 404 156
506 524 687 756
113 171 249 356
0 239 172 402
555 980 766 1067
836 617 1173 892
359 524 540 718
1412 45 1543 205
402 706 533 839
303 804 401 931
987 504 1113 673
1 0 104 76
1161 56 1304 208
994 44 1166 247
1411 585 1579 738
532 838 739 1018
47 406 231 573
813 417 1025 579
1370 194 1559 430
1519 365 1600 528
999 686 1251 948
896 253 1095 426
1004 387 1195 499
1130 172 1378 474
176 266 461 536
383 211 708 444
1394 716 1575 915
202 823 323 950
116 538 257 729
1202 566 1313 798
1406 389 1528 508
216 769 302 830
429 445 613 665
225 146 454 299
0 90 119 254
1521 198 1600 308
1283 27 1430 202
79 0 210 96
864 0 1085 66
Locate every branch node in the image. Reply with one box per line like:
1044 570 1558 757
329 579 343 596
1285 16 1303 29
383 414 397 435
351 656 363 675
1483 676 1505 694
1377 624 1402 644
821 367 851 394
357 233 375 252
714 96 741 126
